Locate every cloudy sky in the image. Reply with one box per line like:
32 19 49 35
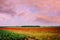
0 0 60 26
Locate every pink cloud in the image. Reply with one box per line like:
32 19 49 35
0 0 60 26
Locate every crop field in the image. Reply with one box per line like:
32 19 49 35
0 28 60 40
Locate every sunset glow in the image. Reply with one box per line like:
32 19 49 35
0 0 60 26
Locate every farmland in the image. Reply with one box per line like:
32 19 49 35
0 28 60 40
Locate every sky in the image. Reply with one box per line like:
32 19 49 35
0 0 60 26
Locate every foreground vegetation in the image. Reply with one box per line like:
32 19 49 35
22 31 60 40
0 30 60 40
8 30 60 40
0 30 28 40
